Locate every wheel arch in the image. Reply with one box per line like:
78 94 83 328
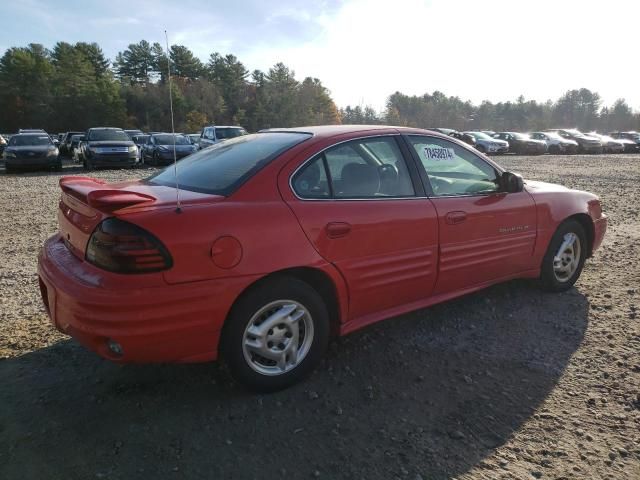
221 266 344 344
564 213 595 257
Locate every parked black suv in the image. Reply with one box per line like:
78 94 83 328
80 127 138 169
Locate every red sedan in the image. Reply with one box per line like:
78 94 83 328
38 125 607 391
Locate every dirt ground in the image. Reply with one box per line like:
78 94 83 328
0 154 638 480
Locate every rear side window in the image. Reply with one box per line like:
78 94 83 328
149 133 311 195
293 136 415 199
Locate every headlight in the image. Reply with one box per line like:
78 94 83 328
128 145 137 153
47 148 58 157
4 151 16 158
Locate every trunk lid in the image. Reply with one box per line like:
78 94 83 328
57 176 223 259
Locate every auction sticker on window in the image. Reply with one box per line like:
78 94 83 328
424 146 456 160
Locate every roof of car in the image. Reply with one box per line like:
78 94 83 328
259 124 438 139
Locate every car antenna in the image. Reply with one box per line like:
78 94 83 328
165 30 181 214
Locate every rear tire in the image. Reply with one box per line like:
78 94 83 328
538 220 587 292
221 276 330 392
476 144 486 154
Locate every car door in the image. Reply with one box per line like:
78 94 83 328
284 134 439 322
404 134 537 294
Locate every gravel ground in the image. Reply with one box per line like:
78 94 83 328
0 155 639 480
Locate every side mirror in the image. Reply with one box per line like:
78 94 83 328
502 171 524 193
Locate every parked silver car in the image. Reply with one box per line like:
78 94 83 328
463 131 509 154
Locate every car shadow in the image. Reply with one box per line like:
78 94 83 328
0 280 588 480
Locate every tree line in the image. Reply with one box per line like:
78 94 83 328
0 41 339 133
0 40 639 134
341 89 640 133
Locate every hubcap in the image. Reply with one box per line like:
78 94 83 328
552 232 581 282
242 300 314 376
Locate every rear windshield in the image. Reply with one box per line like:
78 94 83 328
154 134 190 145
88 129 130 141
148 132 311 195
215 127 247 140
9 135 52 146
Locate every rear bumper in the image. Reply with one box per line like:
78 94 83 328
37 235 254 363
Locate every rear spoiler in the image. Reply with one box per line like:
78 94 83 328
59 176 156 212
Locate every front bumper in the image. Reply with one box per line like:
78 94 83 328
592 215 607 254
156 151 194 164
580 144 603 153
37 235 252 363
87 153 138 167
623 143 640 153
5 156 60 168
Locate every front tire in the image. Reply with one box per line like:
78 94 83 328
538 220 587 292
222 276 330 392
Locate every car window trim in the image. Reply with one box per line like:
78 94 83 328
402 133 507 199
290 134 426 201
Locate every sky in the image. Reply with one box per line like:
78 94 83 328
1 0 639 111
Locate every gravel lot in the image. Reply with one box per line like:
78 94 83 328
1 155 639 480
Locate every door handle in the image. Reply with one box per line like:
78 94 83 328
326 222 352 239
445 211 467 225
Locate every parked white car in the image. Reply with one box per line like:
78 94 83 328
530 132 578 154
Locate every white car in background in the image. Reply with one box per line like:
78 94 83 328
587 133 625 154
198 125 248 149
530 131 578 154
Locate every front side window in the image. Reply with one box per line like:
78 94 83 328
293 136 415 199
408 136 500 197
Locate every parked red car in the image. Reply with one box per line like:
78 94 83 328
38 126 607 391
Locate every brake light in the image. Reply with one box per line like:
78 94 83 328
86 218 172 273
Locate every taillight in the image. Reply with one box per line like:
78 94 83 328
86 218 172 274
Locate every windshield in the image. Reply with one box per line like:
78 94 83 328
542 132 561 140
149 132 311 195
9 135 52 147
88 129 130 142
133 135 149 143
215 127 247 140
466 132 492 140
154 134 191 145
71 135 83 141
511 132 530 140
